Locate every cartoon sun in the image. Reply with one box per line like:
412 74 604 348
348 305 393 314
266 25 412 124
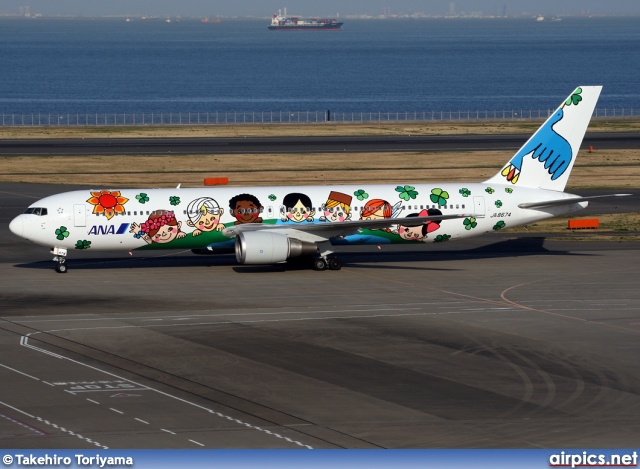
87 190 129 220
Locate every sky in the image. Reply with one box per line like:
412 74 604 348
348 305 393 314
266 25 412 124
2 1 640 17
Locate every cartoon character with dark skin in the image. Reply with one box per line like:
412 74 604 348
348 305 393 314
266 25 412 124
320 191 352 223
130 210 187 244
393 209 443 241
281 192 315 223
186 197 225 236
229 193 263 225
360 198 402 231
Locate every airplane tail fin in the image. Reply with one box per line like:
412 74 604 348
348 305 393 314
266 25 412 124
484 86 602 192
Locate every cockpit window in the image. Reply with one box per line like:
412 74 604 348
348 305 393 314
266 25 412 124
24 207 48 216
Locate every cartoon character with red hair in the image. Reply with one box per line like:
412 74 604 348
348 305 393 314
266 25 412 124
130 210 187 245
359 198 402 231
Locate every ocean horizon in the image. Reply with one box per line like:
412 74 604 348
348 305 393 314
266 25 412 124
1 16 639 116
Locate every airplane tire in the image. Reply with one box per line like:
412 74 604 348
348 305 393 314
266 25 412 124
55 264 68 273
328 258 342 270
312 258 327 271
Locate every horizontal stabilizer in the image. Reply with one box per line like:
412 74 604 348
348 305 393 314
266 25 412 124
518 193 631 210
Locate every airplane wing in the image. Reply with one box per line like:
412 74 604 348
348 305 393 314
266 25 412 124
222 213 468 241
518 193 631 210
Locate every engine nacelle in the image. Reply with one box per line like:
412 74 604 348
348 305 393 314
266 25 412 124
236 231 318 264
235 231 317 264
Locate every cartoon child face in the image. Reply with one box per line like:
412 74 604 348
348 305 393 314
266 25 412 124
360 199 393 222
323 205 349 222
394 209 442 241
396 224 426 241
132 211 186 245
152 221 183 243
186 197 224 234
282 192 314 223
234 201 260 223
361 208 386 221
289 200 311 223
192 211 221 232
320 191 352 223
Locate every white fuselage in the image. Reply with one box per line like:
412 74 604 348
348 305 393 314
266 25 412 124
9 182 587 254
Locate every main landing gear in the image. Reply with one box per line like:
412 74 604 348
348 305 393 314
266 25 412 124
312 257 342 271
311 241 342 271
51 247 68 274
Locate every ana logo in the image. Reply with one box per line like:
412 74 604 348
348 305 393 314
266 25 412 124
88 223 130 236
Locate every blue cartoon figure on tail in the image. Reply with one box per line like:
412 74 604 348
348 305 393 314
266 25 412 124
501 88 582 184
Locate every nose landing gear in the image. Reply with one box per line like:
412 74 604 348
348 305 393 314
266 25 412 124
51 247 68 274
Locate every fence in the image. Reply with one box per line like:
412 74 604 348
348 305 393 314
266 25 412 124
1 108 638 127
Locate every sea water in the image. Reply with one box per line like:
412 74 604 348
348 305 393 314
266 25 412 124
0 16 639 115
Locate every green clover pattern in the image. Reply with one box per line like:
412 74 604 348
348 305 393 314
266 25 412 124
136 193 149 204
430 188 449 206
493 221 506 231
55 226 69 240
565 87 582 106
434 234 451 242
169 196 181 206
354 189 369 201
75 240 92 249
395 185 419 201
463 218 478 230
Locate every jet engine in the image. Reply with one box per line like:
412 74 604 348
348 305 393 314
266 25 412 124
234 231 318 264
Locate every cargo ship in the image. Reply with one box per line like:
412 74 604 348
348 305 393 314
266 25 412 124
268 9 342 30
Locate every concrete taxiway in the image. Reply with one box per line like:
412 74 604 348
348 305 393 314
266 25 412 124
1 183 640 449
0 132 639 157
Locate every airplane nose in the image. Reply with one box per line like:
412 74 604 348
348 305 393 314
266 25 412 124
9 216 23 238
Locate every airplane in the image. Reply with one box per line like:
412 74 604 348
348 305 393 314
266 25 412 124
8 86 630 273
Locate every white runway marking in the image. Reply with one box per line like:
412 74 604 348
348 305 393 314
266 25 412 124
18 333 313 449
0 362 40 381
0 410 45 436
0 399 107 448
